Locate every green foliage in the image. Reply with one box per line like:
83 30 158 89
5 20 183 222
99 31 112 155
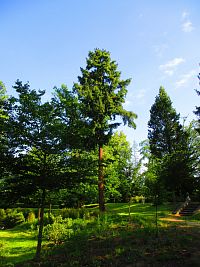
60 208 90 219
43 216 91 244
27 211 36 222
1 80 83 258
148 87 195 199
131 195 145 203
0 81 8 120
3 209 25 228
193 71 200 133
43 213 55 226
148 86 182 158
103 131 134 202
44 221 73 244
0 208 6 227
73 48 137 211
73 49 137 147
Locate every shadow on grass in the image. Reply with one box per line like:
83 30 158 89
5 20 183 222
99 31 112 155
26 222 200 267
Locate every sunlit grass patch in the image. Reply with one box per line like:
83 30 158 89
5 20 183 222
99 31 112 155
0 227 37 266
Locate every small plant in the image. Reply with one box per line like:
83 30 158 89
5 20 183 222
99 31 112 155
27 211 36 222
44 218 74 244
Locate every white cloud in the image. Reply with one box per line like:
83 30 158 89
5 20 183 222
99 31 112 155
159 57 185 76
181 11 189 20
175 70 196 88
181 11 194 32
182 20 194 32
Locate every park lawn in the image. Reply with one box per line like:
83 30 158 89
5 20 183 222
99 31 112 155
0 227 37 266
1 203 200 266
105 202 173 215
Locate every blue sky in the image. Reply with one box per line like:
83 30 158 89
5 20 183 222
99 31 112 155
1 0 199 145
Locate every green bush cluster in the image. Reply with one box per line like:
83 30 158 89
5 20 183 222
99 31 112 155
0 208 38 229
60 207 91 219
131 196 145 203
0 209 6 228
3 209 25 228
43 216 90 244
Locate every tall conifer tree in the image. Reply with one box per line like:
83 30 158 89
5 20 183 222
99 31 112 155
73 49 137 211
148 87 194 199
148 86 182 158
194 71 200 133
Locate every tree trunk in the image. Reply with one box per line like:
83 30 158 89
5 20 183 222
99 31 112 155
98 145 105 212
35 188 46 260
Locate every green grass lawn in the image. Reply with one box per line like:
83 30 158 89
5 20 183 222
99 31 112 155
1 203 200 267
0 227 37 266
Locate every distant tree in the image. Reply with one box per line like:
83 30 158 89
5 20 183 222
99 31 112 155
186 121 200 199
148 86 182 158
103 131 134 202
0 81 10 197
194 71 200 133
148 86 194 200
73 49 137 211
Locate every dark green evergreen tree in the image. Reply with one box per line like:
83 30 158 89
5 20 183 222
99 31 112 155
194 71 200 133
73 49 137 211
148 86 194 200
0 81 10 200
148 86 182 158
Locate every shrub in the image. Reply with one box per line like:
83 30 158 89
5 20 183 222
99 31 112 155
0 209 6 228
44 218 74 244
61 208 80 219
61 208 90 219
3 211 25 228
131 196 145 203
43 213 55 226
27 211 36 223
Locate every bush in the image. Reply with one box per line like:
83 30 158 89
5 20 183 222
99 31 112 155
131 196 145 203
43 217 74 244
27 211 36 222
44 222 74 244
3 210 25 228
61 208 80 219
43 213 55 226
61 208 90 219
0 209 6 228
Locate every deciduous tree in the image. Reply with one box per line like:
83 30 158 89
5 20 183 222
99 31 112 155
4 80 77 259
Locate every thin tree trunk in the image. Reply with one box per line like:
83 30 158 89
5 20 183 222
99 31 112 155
98 145 105 212
38 208 41 221
35 188 46 260
155 194 158 238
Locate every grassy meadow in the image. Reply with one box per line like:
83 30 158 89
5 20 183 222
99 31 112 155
0 203 200 267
